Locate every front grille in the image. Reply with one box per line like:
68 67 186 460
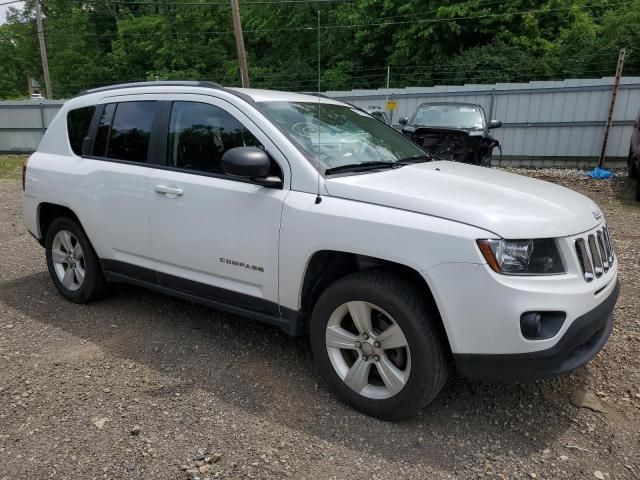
575 226 614 282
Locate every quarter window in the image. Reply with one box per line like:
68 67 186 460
167 101 262 175
67 106 96 156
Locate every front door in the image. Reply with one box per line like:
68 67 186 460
148 97 289 314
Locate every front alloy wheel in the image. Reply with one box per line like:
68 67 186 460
326 301 411 399
310 270 448 420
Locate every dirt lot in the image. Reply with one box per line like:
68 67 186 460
1 155 639 479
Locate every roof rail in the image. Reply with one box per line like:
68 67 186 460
75 80 223 97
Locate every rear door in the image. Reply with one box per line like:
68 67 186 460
148 95 290 313
81 100 160 277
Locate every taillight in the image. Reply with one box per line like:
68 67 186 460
22 155 30 191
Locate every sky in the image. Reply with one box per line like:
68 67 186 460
0 1 24 24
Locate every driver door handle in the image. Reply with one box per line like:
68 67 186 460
155 185 184 196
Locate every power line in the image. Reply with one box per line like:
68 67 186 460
5 0 632 39
0 0 23 6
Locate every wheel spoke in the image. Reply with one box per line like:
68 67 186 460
343 356 371 393
347 301 372 335
376 323 408 350
60 231 74 253
62 267 75 288
51 248 67 264
74 265 85 284
376 355 406 396
326 325 358 350
72 241 83 258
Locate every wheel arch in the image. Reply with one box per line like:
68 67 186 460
37 203 84 246
298 250 452 354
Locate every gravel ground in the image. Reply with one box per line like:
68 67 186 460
1 157 639 479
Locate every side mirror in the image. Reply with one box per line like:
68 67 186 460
222 147 270 178
399 117 409 126
221 147 282 188
488 120 502 129
81 136 92 156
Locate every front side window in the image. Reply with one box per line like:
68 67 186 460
412 104 484 129
258 101 424 172
167 101 262 175
67 106 96 156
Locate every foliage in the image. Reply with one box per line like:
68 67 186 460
0 0 638 98
0 155 25 180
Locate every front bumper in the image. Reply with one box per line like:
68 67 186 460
453 280 618 381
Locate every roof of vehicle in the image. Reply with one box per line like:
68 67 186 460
415 101 483 109
74 81 343 105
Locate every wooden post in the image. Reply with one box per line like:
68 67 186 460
230 0 250 88
35 0 53 99
598 48 625 168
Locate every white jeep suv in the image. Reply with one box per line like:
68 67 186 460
22 81 618 419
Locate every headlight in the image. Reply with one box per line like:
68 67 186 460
476 238 565 275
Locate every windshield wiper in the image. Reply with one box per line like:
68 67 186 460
324 161 404 175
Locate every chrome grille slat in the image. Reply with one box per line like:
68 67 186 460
603 226 614 264
596 231 609 272
575 238 594 282
574 225 614 282
588 234 603 277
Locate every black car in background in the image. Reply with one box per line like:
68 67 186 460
399 102 502 166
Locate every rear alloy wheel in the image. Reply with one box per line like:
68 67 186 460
51 230 86 291
45 217 107 303
310 271 448 420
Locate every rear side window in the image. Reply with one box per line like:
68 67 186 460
93 101 159 163
67 106 95 156
93 103 115 157
108 102 159 162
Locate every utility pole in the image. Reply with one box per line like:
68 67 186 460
230 0 249 88
598 48 625 168
385 65 390 100
35 0 52 99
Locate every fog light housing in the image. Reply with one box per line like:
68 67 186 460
521 312 542 339
520 311 566 340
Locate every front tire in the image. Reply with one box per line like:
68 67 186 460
310 271 448 420
45 217 107 303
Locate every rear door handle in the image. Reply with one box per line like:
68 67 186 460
155 185 184 196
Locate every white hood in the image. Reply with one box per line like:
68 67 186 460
324 161 602 238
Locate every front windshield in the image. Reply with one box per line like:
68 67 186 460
258 101 425 171
412 104 484 129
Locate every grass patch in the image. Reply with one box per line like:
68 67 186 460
0 155 27 181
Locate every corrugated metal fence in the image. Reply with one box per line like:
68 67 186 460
325 77 640 167
1 77 639 167
0 100 62 153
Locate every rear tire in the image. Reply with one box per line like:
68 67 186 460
45 217 107 303
310 270 448 420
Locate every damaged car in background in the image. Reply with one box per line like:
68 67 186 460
400 102 502 166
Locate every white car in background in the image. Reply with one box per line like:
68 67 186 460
22 81 618 419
